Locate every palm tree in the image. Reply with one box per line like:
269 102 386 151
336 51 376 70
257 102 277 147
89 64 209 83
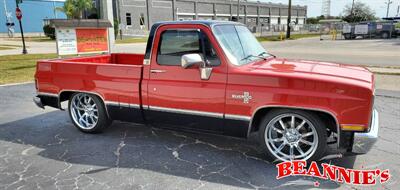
55 0 93 19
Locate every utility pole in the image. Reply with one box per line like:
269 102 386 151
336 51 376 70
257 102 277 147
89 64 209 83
397 5 399 17
286 0 291 39
350 0 355 17
386 0 393 18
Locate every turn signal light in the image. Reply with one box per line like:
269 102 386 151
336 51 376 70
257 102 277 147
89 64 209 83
341 125 365 131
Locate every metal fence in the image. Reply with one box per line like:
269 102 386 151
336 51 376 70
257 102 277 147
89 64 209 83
251 22 399 40
252 24 342 39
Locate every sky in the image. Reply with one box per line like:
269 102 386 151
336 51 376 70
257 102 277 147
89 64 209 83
268 0 400 18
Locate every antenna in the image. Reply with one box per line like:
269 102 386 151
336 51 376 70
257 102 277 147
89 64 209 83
321 0 331 17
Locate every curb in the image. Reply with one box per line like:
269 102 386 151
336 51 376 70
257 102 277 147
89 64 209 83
367 67 400 76
0 81 34 87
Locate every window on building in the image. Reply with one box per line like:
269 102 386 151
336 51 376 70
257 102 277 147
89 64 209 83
278 17 281 24
139 13 145 26
126 13 132 26
157 30 220 66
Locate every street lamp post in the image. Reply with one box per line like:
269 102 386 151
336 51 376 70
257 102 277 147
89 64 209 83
286 0 292 39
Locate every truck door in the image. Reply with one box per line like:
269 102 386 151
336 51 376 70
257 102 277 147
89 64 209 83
145 24 227 133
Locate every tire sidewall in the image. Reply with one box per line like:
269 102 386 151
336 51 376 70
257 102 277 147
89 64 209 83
258 109 327 162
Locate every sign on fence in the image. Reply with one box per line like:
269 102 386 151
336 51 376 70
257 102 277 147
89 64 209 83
343 25 352 34
354 25 368 35
56 28 77 55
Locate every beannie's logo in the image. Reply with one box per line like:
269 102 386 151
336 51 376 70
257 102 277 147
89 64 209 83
276 160 390 186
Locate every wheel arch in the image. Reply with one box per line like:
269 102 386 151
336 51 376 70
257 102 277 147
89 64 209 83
58 90 110 118
248 106 340 147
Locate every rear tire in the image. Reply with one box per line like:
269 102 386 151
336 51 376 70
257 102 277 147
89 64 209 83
258 109 327 162
68 93 111 133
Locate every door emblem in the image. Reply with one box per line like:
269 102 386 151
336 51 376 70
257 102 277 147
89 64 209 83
232 92 252 104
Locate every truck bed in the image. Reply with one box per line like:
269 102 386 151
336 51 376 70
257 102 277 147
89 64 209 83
35 53 145 108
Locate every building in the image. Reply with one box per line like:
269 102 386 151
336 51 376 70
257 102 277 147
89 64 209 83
0 0 66 35
113 0 307 37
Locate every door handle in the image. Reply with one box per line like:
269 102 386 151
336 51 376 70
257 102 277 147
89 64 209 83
150 69 167 73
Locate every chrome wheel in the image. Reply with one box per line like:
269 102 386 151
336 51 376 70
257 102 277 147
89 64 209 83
70 93 99 130
265 113 318 161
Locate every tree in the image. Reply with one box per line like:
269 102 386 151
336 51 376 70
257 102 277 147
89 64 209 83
342 2 376 23
306 17 319 24
55 0 93 19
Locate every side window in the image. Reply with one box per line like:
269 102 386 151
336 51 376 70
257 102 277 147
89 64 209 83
126 13 132 26
157 29 220 66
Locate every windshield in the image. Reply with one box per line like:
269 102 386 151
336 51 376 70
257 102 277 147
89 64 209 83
213 25 269 66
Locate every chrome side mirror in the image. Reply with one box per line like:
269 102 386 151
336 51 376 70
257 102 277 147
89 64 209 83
181 53 213 80
181 54 204 69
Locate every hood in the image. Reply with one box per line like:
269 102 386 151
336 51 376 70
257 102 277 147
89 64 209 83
247 58 373 84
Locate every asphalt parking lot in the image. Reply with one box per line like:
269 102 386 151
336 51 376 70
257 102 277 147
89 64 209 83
0 83 399 190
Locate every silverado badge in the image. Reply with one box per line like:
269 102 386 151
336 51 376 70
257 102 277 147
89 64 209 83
232 92 252 104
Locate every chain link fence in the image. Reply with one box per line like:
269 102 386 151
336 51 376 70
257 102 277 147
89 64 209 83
250 22 398 40
249 24 343 40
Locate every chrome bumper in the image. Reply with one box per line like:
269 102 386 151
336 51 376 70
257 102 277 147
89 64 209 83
352 109 379 154
33 96 45 109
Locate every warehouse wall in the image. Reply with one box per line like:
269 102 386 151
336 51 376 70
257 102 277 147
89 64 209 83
116 0 307 37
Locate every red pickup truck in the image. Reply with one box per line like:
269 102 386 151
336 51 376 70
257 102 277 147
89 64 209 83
34 21 379 162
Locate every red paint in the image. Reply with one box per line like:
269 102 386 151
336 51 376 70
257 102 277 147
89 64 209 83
35 23 375 133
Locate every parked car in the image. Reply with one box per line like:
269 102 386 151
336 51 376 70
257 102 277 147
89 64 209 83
343 21 397 39
34 21 378 162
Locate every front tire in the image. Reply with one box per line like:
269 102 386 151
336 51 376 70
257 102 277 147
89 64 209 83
68 93 111 133
259 109 327 162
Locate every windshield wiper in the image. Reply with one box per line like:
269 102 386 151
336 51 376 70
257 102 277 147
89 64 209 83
258 51 276 58
240 54 267 61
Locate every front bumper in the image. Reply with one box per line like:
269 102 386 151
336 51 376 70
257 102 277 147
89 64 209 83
352 109 379 154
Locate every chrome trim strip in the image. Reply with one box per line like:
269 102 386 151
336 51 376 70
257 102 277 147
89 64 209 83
37 92 59 97
104 101 140 109
225 114 251 121
149 106 223 118
248 105 340 147
104 101 119 107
